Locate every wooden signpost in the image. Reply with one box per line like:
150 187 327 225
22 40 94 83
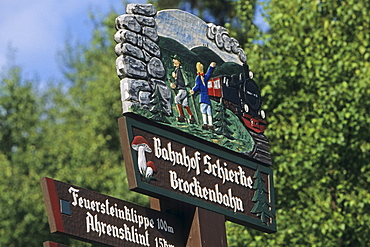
41 3 276 246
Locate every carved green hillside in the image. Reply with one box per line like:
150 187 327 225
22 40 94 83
131 36 255 154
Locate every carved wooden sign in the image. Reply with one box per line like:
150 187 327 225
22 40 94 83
114 4 270 164
119 115 276 233
115 3 276 233
41 177 184 246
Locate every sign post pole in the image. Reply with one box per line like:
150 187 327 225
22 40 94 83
187 207 227 247
150 197 227 247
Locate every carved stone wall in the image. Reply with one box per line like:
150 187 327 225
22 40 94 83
114 4 171 114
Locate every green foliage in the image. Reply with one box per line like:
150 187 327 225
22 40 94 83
228 0 370 246
0 11 148 246
0 67 40 159
1 1 369 246
0 66 66 246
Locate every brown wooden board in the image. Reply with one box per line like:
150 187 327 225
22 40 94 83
41 177 185 247
118 114 276 233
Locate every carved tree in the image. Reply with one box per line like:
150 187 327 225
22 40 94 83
251 167 274 225
214 98 235 139
149 84 171 124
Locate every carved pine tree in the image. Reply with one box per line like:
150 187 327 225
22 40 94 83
214 98 235 139
150 84 170 124
251 167 275 225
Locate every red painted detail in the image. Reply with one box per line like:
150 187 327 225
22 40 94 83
45 178 65 233
242 113 266 133
208 77 222 98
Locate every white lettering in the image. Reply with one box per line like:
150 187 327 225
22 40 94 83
85 213 150 246
153 136 255 190
169 170 178 189
153 137 162 159
154 138 201 175
68 187 79 206
203 158 253 190
203 155 212 174
168 171 245 213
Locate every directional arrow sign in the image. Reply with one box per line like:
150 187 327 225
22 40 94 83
41 177 184 247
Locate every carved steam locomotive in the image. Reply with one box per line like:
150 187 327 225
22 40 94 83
208 65 267 133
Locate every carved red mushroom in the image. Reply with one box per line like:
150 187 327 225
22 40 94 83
145 161 156 178
131 136 152 175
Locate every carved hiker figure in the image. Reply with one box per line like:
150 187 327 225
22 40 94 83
170 55 196 124
190 62 216 130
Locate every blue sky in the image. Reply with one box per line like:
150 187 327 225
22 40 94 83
0 0 267 87
0 0 143 86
